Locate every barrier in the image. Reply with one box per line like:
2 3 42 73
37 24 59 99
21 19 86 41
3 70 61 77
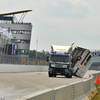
87 74 98 99
16 89 55 100
54 85 72 100
0 64 48 73
70 81 86 100
92 74 98 81
84 75 96 100
54 81 89 100
16 73 99 100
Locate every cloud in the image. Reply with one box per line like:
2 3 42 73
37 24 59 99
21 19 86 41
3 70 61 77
67 0 92 11
42 0 92 20
51 1 58 6
0 0 100 51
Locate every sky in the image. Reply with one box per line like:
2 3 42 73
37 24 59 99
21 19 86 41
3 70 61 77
0 0 100 52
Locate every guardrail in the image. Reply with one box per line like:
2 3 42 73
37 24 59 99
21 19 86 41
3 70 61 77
16 73 98 100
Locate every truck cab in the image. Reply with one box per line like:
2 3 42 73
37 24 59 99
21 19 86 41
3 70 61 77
47 45 72 78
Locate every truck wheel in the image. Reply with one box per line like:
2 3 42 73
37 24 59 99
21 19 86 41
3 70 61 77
69 74 72 78
66 72 72 78
49 73 53 77
54 75 56 77
66 75 69 78
66 75 68 78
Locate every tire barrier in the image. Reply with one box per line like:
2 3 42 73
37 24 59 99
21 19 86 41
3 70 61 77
16 73 98 100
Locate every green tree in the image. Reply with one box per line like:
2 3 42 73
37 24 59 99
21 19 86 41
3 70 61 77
29 50 50 60
29 50 36 58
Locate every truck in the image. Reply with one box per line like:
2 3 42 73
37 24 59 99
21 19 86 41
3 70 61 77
47 44 94 78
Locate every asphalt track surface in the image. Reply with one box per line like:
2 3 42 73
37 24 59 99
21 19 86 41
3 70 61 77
0 69 99 100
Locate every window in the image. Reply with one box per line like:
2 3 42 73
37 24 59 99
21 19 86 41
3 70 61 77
51 55 70 62
0 20 12 24
11 39 30 44
11 30 31 35
18 49 29 55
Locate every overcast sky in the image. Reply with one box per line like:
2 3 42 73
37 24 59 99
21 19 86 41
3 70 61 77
0 0 100 51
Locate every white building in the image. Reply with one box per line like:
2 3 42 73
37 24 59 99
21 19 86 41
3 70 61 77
0 10 32 57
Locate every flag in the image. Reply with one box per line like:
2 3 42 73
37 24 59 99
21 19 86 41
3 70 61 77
0 27 3 33
6 30 9 39
0 27 12 40
8 31 12 40
2 28 7 36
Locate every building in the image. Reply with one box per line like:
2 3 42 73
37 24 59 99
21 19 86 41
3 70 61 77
0 10 32 57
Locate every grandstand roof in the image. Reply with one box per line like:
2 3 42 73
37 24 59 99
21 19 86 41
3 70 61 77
0 10 32 15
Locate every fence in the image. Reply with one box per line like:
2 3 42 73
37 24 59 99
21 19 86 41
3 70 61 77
0 54 48 65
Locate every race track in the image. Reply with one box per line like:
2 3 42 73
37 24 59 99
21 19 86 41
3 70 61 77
0 65 99 100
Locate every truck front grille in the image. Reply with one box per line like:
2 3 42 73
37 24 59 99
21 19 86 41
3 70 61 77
55 68 63 72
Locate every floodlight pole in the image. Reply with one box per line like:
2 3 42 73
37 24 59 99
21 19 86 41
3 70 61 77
1 35 4 55
4 35 6 55
0 32 3 55
36 38 38 60
6 39 9 55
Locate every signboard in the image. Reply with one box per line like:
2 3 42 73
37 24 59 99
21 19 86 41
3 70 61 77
13 45 15 55
92 52 100 56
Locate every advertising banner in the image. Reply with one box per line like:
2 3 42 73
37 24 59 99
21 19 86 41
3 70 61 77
92 52 100 56
13 45 15 55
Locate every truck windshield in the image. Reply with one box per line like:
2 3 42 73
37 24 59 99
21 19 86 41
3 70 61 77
51 55 70 62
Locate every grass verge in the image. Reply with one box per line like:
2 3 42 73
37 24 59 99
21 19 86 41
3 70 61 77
92 84 100 100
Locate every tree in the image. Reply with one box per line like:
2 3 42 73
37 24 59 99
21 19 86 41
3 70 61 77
29 50 36 58
29 50 50 60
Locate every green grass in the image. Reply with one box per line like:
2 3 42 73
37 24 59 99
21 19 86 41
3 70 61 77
92 84 100 100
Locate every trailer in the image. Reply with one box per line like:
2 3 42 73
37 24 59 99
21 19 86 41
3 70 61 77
72 46 94 78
